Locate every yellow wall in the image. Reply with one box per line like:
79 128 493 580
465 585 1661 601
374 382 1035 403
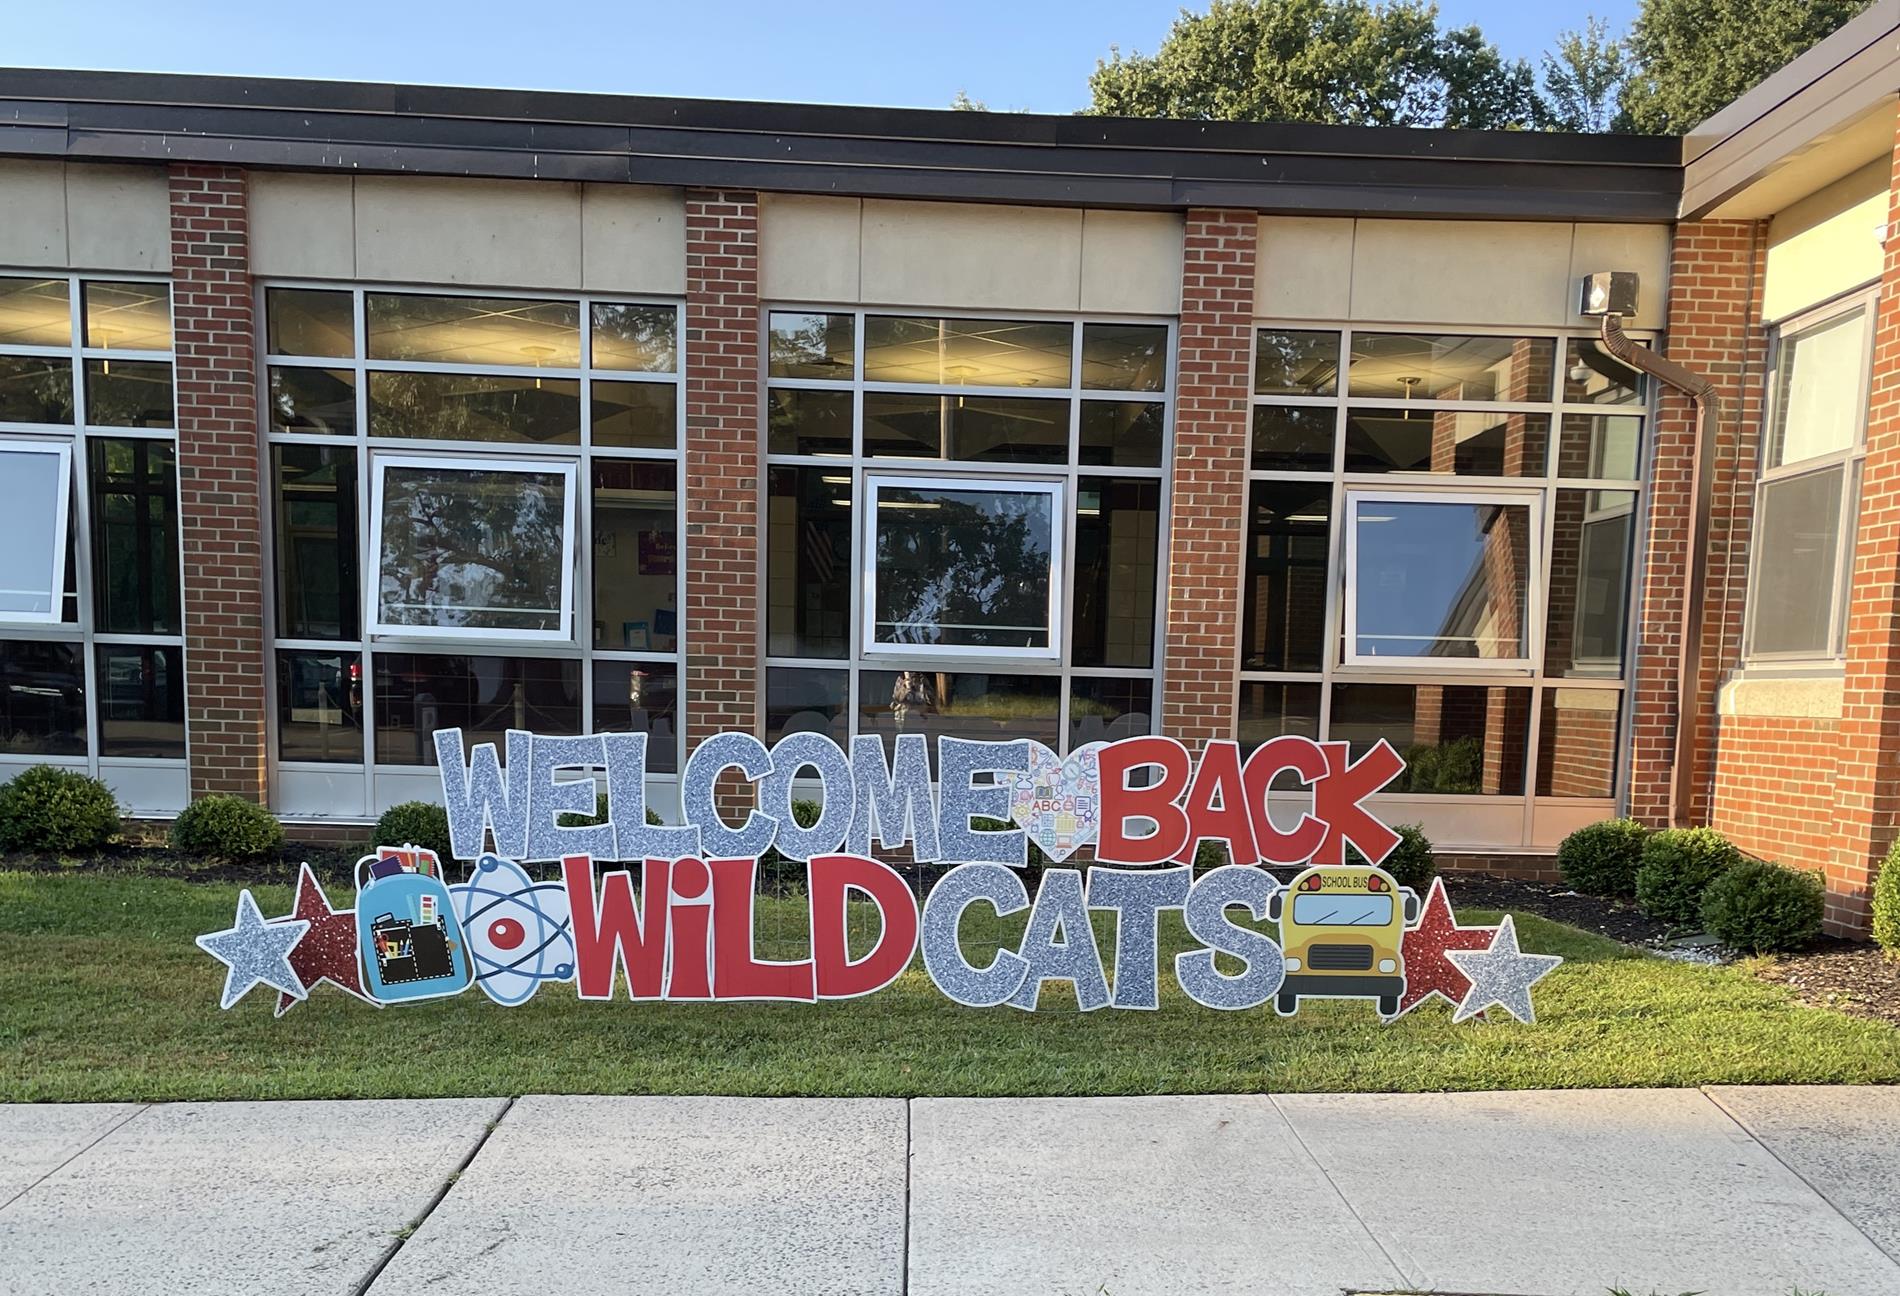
1762 160 1888 323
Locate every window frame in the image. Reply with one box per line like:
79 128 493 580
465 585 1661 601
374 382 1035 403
0 437 73 627
1743 291 1877 665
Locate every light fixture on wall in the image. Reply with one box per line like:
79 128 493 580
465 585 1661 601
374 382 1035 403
521 343 556 388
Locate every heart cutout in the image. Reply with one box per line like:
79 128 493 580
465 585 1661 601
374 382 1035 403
1007 742 1103 863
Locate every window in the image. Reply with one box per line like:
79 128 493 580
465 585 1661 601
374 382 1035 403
0 440 71 624
1746 298 1873 661
765 309 1167 757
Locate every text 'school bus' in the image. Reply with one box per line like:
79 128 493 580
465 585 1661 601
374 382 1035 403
1266 865 1421 1017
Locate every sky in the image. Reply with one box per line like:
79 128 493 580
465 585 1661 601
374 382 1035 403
6 0 1643 115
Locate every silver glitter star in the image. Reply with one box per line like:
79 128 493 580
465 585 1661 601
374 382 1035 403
1445 914 1562 1024
195 889 311 1011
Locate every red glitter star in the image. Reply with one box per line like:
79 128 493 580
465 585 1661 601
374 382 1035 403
274 864 377 1017
1384 877 1498 1023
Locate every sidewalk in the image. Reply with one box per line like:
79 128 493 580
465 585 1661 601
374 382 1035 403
1 1088 1896 1296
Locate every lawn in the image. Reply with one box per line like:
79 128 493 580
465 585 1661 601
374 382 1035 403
3 869 1899 1101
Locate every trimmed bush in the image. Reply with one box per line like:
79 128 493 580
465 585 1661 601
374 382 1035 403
1876 840 1900 956
1351 823 1434 889
1701 860 1825 953
0 765 122 854
1635 827 1742 926
373 801 453 861
1558 817 1650 898
557 789 664 830
170 794 285 863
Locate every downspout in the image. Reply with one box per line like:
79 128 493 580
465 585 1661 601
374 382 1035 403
1596 313 1722 829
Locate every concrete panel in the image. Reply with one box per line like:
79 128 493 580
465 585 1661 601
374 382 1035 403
1080 209 1182 315
250 172 355 280
0 159 68 268
1718 673 1846 718
1255 216 1353 320
375 1095 906 1294
1352 219 1575 327
1763 160 1887 322
861 199 1082 312
0 1104 143 1206
1707 1084 1900 1263
1569 222 1672 330
1275 1088 1900 1296
65 165 170 272
909 1096 1401 1296
355 176 582 290
760 193 861 303
0 1098 504 1296
580 184 685 295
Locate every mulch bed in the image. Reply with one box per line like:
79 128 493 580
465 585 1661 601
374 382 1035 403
1441 872 1673 947
1754 941 1900 1027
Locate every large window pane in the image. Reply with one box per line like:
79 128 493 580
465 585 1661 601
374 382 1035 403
591 660 679 773
1079 400 1163 468
0 277 71 347
277 651 364 763
591 380 675 450
273 444 359 640
0 355 74 424
767 467 853 659
373 460 574 638
266 288 354 358
1331 683 1530 795
1748 467 1844 657
1255 330 1339 395
1072 477 1159 668
863 316 1071 388
858 670 1060 759
367 293 580 367
1081 324 1167 392
1238 681 1322 751
1345 409 1547 476
869 479 1059 654
1070 675 1153 749
590 303 676 373
373 654 581 765
1555 414 1641 480
0 442 70 622
768 389 853 457
96 645 185 759
84 359 173 428
1348 495 1532 662
1563 338 1645 406
1349 334 1554 402
1244 481 1330 672
1252 404 1334 471
863 392 1067 463
269 367 356 435
82 282 171 352
368 372 581 444
766 667 849 745
89 438 179 635
1545 489 1635 678
0 639 85 755
591 460 677 651
1768 307 1868 468
769 312 856 379
1536 688 1620 798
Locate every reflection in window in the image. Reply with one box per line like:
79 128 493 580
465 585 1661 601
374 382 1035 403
766 667 849 745
767 467 853 659
273 445 358 640
0 277 72 347
1072 477 1159 668
83 282 172 352
1081 324 1168 392
1555 415 1641 480
96 645 185 758
1768 308 1867 467
1331 682 1529 795
270 367 356 435
768 389 853 457
1348 334 1554 402
368 372 581 444
277 651 364 763
0 441 71 624
591 380 675 450
1344 409 1547 476
1244 481 1329 672
1070 675 1152 749
367 293 580 367
1348 495 1532 663
0 639 85 755
1545 489 1634 677
89 438 179 635
590 660 678 773
1255 330 1339 395
1078 400 1164 468
373 654 581 765
590 303 677 373
1252 405 1334 471
591 460 677 651
869 479 1059 654
863 392 1068 463
1749 467 1845 657
769 312 856 379
85 359 174 428
0 355 74 424
1536 688 1618 798
858 670 1060 760
267 288 354 358
1237 681 1322 751
1563 338 1645 406
863 316 1072 388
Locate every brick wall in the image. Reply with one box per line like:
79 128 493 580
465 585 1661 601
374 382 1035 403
1161 210 1256 750
169 164 267 803
1712 713 1840 874
682 190 763 809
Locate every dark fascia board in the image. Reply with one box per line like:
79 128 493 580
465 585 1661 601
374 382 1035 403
0 67 1683 222
1681 0 1900 217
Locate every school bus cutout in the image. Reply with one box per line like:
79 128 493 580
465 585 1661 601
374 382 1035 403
1266 865 1420 1017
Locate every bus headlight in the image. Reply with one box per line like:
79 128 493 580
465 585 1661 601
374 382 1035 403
1284 957 1301 972
1378 958 1396 974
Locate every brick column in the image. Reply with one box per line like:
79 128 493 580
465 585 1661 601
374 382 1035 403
682 189 763 805
169 165 267 803
1627 220 1766 825
1160 210 1257 752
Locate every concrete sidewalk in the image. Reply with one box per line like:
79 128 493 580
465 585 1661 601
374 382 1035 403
1 1088 1895 1296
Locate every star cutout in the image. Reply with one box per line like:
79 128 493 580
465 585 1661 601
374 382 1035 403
274 864 377 1018
1382 877 1498 1023
1445 914 1563 1025
196 889 310 1011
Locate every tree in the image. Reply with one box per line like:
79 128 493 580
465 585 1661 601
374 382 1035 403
1541 17 1632 133
950 90 989 112
1086 0 1541 130
1620 0 1875 134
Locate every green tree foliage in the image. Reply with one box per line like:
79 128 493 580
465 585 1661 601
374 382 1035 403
1087 0 1540 129
1620 0 1876 134
1541 17 1632 132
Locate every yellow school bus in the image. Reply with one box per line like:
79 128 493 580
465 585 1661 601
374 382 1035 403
1266 865 1420 1017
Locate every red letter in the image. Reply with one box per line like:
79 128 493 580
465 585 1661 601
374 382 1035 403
1173 740 1259 866
710 859 816 1001
563 855 669 1000
1241 736 1329 866
810 854 920 999
1312 740 1405 866
1097 736 1192 865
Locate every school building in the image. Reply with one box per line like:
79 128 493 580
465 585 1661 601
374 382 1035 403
3 4 1900 932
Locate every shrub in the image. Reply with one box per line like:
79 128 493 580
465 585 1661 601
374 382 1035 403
1876 839 1900 956
1635 827 1742 926
170 794 285 863
761 799 827 890
1701 860 1824 953
556 788 663 830
373 801 453 861
1374 823 1436 891
1558 818 1650 898
0 765 122 854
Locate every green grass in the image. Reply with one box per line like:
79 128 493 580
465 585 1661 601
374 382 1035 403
3 870 1898 1101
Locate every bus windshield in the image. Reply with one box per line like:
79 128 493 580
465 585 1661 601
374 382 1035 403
1290 893 1393 927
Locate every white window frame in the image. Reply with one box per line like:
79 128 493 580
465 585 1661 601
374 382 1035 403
860 471 1067 662
1744 292 1876 664
1342 487 1544 672
366 452 579 644
0 438 73 626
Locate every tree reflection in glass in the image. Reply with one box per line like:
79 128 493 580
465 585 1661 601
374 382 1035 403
871 484 1055 650
376 464 569 634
